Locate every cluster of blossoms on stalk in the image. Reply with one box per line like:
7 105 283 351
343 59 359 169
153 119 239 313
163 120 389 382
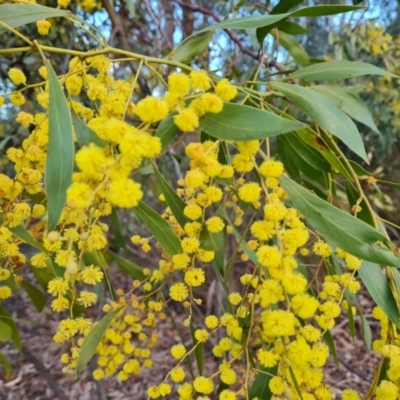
1 32 400 400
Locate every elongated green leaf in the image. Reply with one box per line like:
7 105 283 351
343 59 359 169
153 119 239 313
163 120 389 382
10 225 45 251
359 262 400 328
172 32 213 63
0 321 12 342
109 251 146 281
273 30 309 66
199 224 226 273
0 305 22 351
201 5 363 31
0 352 12 379
280 175 400 267
21 281 46 312
271 0 305 14
323 330 339 365
296 130 352 180
345 180 375 227
45 61 74 231
156 113 179 151
76 308 122 374
152 161 188 228
270 82 367 160
200 103 304 141
135 202 182 256
71 109 107 148
0 4 67 35
359 312 372 350
289 60 398 81
249 365 278 399
277 21 308 35
190 322 204 375
284 133 330 171
311 86 379 134
110 209 126 250
347 302 355 340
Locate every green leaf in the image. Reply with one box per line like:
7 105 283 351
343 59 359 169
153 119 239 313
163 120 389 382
200 103 304 141
323 330 339 365
270 82 367 160
199 223 226 273
156 113 180 151
109 251 146 281
359 262 400 329
270 0 305 14
76 307 122 374
45 61 74 231
152 161 188 228
0 352 12 380
289 60 398 81
171 32 213 63
21 281 46 312
27 259 54 289
10 225 45 251
277 21 308 35
296 129 352 180
359 312 372 350
201 5 363 32
110 208 126 250
345 180 375 227
135 202 182 256
283 133 331 171
273 30 309 66
347 302 355 340
311 85 380 134
249 365 278 399
0 321 12 342
190 322 204 375
280 175 400 267
0 4 67 35
0 305 22 351
71 109 107 148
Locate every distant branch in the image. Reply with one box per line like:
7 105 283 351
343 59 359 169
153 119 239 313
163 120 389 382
171 0 285 72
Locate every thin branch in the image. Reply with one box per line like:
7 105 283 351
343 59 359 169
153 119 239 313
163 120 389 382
171 0 286 72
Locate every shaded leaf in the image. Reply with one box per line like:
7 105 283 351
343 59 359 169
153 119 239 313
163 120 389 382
280 175 400 266
172 32 213 63
270 82 367 160
200 103 304 141
0 4 67 35
345 180 375 226
273 30 309 66
109 251 146 281
289 60 398 81
110 209 126 250
152 161 188 228
76 308 122 374
190 322 204 375
359 312 372 350
135 202 182 256
0 321 12 342
201 5 363 32
311 85 379 134
271 0 305 14
45 61 74 231
0 305 22 351
359 262 400 328
347 302 356 340
21 281 46 312
156 113 180 151
0 352 12 380
323 330 339 365
249 365 278 399
278 21 308 35
71 109 107 148
10 225 45 251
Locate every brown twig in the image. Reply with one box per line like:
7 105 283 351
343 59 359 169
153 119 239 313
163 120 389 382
171 0 286 72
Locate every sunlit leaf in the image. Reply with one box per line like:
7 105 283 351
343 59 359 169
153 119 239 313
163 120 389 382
270 82 367 160
76 307 122 374
45 61 74 231
200 103 304 141
171 32 213 63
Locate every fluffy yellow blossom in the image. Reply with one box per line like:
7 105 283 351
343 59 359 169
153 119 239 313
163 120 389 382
184 268 205 287
205 216 225 233
136 97 169 123
168 72 191 96
174 109 199 132
193 376 214 394
0 286 12 299
37 19 51 35
215 79 237 101
190 70 211 91
170 283 189 302
80 266 103 285
238 182 261 203
171 343 186 359
8 68 26 85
